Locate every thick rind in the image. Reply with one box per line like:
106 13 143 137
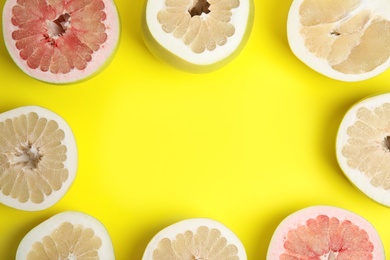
2 0 121 84
266 205 385 259
287 0 390 82
142 0 254 73
336 93 390 207
142 218 247 259
0 106 77 211
15 211 115 260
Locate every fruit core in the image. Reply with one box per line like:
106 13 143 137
189 0 210 17
342 104 390 190
152 226 239 259
157 0 239 53
26 222 102 259
299 0 390 74
10 0 108 74
10 142 42 170
282 215 374 259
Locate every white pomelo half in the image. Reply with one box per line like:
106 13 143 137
143 0 254 73
267 205 385 259
142 218 247 259
336 93 390 207
16 211 115 260
287 0 390 82
2 0 120 84
0 106 77 211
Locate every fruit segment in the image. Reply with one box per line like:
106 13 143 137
3 0 120 84
287 0 390 81
142 218 247 260
267 206 385 260
337 93 390 207
16 211 115 260
0 106 77 211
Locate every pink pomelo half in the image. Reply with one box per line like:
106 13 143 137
267 205 385 259
2 0 120 84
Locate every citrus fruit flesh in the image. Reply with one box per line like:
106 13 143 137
267 206 385 259
143 0 254 73
16 211 115 260
0 106 77 211
287 0 390 81
336 93 390 207
142 218 247 259
2 0 120 84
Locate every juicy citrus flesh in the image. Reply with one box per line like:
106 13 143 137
153 226 239 259
281 214 374 259
11 0 108 74
341 103 390 190
299 0 390 74
26 222 102 260
157 0 239 54
0 112 68 204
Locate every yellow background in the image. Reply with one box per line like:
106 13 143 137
1 0 390 259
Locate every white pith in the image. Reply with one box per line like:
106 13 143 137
15 211 115 260
287 0 390 82
336 93 390 207
0 106 77 211
2 0 120 84
145 0 251 66
266 206 385 260
142 218 247 260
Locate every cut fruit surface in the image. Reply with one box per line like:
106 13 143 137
0 106 77 211
267 205 385 260
142 218 247 259
2 0 120 84
336 93 390 207
16 211 115 260
287 0 390 81
142 0 254 73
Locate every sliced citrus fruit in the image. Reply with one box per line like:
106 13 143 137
142 218 247 259
336 93 390 207
267 205 385 259
142 0 254 73
287 0 390 81
0 106 77 211
16 211 115 259
2 0 120 84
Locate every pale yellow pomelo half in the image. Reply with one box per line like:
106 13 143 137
142 0 254 73
287 0 390 81
0 106 77 211
16 211 115 260
336 93 390 206
142 218 247 259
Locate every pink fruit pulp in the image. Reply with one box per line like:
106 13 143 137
2 0 120 84
266 206 385 260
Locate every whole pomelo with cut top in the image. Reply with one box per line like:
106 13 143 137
142 0 254 73
0 106 77 211
2 0 120 84
287 0 390 82
336 92 390 207
266 205 385 259
16 211 115 260
142 218 247 259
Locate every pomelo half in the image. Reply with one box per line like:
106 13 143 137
142 218 247 259
287 0 390 81
142 0 254 73
336 93 390 207
0 106 77 211
16 211 115 260
267 205 385 259
2 0 120 84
